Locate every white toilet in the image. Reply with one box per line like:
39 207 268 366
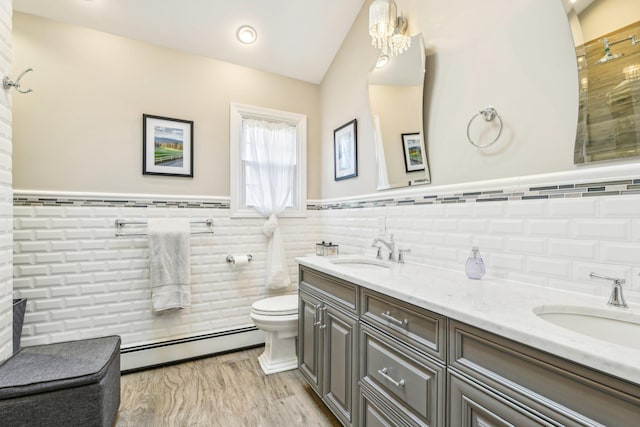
250 294 299 375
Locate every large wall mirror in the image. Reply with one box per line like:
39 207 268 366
368 33 431 190
565 0 640 164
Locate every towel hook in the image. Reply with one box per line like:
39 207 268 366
467 107 502 148
3 68 34 94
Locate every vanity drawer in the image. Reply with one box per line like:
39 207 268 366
300 266 358 315
361 288 445 362
449 320 640 426
360 323 445 426
448 370 556 427
360 384 414 427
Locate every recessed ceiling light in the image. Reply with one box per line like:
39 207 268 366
237 25 257 45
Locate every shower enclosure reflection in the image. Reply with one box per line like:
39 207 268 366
368 33 430 190
565 0 640 164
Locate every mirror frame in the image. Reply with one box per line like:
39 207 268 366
367 33 431 191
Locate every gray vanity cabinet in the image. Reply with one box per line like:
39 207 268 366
448 321 640 426
298 267 360 427
298 264 640 427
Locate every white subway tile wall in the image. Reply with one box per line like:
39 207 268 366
13 203 321 348
318 195 640 300
0 1 11 363
12 189 640 350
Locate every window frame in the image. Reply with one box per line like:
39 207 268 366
230 102 307 218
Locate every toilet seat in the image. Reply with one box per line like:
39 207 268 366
251 294 298 316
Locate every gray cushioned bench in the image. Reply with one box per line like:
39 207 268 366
0 336 121 427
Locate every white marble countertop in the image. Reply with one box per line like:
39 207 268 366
296 255 640 386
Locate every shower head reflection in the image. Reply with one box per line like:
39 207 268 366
595 38 624 65
596 51 624 64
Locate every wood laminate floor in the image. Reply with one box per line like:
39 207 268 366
116 347 341 427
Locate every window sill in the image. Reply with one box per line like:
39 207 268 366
230 208 308 219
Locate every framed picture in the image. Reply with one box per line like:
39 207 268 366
143 114 194 177
334 119 358 181
402 133 425 173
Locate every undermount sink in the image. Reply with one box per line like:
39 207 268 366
534 305 640 350
330 257 392 270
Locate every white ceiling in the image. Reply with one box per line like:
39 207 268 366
13 0 367 84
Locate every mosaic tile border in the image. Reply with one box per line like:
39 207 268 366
13 195 230 209
306 178 640 210
13 177 640 210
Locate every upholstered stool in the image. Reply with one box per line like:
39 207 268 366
0 335 121 427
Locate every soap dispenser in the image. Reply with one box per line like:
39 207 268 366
465 247 485 280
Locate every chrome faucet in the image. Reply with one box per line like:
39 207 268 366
372 234 396 261
589 272 628 308
397 248 411 264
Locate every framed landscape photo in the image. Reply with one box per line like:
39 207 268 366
143 114 194 177
334 119 357 181
401 132 425 173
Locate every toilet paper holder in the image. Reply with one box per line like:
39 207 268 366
226 254 253 264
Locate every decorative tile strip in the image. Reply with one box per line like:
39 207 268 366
14 176 640 211
306 177 640 210
13 195 230 209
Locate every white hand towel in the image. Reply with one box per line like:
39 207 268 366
262 214 291 290
148 218 191 311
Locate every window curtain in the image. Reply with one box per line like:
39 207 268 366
241 118 297 290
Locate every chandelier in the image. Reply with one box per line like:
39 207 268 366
369 0 411 56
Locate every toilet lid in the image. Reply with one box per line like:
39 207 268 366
251 294 298 316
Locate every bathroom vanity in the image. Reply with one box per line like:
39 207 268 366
296 256 640 427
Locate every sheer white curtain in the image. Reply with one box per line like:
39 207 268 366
242 118 297 289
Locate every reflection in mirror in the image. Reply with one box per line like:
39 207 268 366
565 0 640 164
368 33 430 190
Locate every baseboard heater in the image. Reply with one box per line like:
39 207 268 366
120 326 264 373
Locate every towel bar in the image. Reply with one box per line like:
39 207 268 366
115 218 214 237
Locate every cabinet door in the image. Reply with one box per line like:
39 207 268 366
299 290 322 395
323 303 358 427
448 371 555 427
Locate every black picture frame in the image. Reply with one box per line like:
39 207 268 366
333 119 358 181
402 132 425 173
143 114 194 177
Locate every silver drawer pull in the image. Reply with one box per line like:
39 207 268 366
377 367 405 388
313 304 321 326
319 307 327 329
381 311 409 328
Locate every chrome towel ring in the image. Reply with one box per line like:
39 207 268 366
2 68 34 94
467 107 502 148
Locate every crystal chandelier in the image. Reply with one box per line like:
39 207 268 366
369 0 411 56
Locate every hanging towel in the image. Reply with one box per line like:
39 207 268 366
262 214 291 290
148 218 191 311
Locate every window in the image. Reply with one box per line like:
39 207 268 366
230 103 307 217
